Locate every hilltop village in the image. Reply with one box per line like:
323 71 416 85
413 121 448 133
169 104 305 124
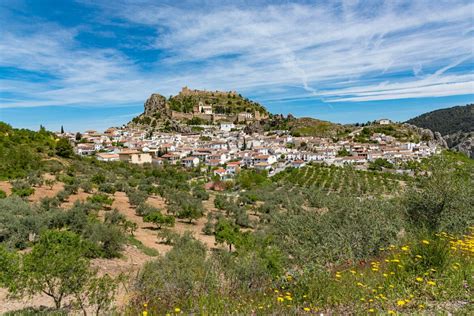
63 90 441 180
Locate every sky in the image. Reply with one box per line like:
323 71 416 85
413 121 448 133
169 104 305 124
0 0 473 132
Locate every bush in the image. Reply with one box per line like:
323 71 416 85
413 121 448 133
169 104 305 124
11 180 35 198
64 183 79 195
98 182 116 194
192 185 209 200
270 197 404 265
56 190 71 202
84 223 125 259
127 190 148 208
0 189 6 199
87 193 114 207
404 157 474 233
133 234 216 312
0 196 45 248
135 203 157 217
157 229 180 245
80 181 93 193
143 211 175 229
55 138 74 158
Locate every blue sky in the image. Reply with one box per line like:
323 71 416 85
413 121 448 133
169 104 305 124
0 0 473 132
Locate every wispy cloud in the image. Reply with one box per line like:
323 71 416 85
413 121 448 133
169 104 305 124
0 0 473 111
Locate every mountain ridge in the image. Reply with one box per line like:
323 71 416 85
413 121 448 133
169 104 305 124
406 104 473 158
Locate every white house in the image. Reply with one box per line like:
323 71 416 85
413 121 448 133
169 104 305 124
182 156 200 168
96 153 119 162
220 122 235 132
377 118 392 125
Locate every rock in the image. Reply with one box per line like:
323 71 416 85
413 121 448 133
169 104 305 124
144 93 169 117
445 132 474 158
434 131 448 148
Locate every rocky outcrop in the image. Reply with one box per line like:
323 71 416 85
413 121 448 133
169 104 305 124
444 132 474 158
143 93 170 117
403 123 448 148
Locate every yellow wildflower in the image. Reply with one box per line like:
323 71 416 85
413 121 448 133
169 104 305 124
416 277 423 282
368 308 375 313
427 281 436 286
422 240 430 245
174 307 181 313
303 307 311 312
388 310 396 315
277 297 284 302
401 246 409 251
397 300 406 306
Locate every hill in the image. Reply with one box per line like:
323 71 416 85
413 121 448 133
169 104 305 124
406 104 473 135
406 104 473 157
244 114 350 138
129 87 269 130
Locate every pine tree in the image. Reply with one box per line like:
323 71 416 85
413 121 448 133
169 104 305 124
60 125 64 134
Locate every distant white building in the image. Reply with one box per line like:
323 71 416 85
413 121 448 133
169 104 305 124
377 119 392 125
96 153 119 162
198 102 213 114
220 122 235 132
182 156 200 168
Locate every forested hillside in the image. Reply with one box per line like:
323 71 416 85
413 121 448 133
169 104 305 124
407 104 473 158
406 104 473 135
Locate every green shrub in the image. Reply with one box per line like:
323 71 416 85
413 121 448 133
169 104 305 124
127 190 148 208
270 197 404 266
87 193 114 207
133 234 216 312
143 211 175 229
55 138 74 158
11 180 35 198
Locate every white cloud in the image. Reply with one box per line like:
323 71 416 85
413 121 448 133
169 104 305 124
0 0 473 110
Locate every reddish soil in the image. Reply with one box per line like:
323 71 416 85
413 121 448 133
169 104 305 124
0 181 12 195
112 192 172 254
28 181 64 203
61 189 92 209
